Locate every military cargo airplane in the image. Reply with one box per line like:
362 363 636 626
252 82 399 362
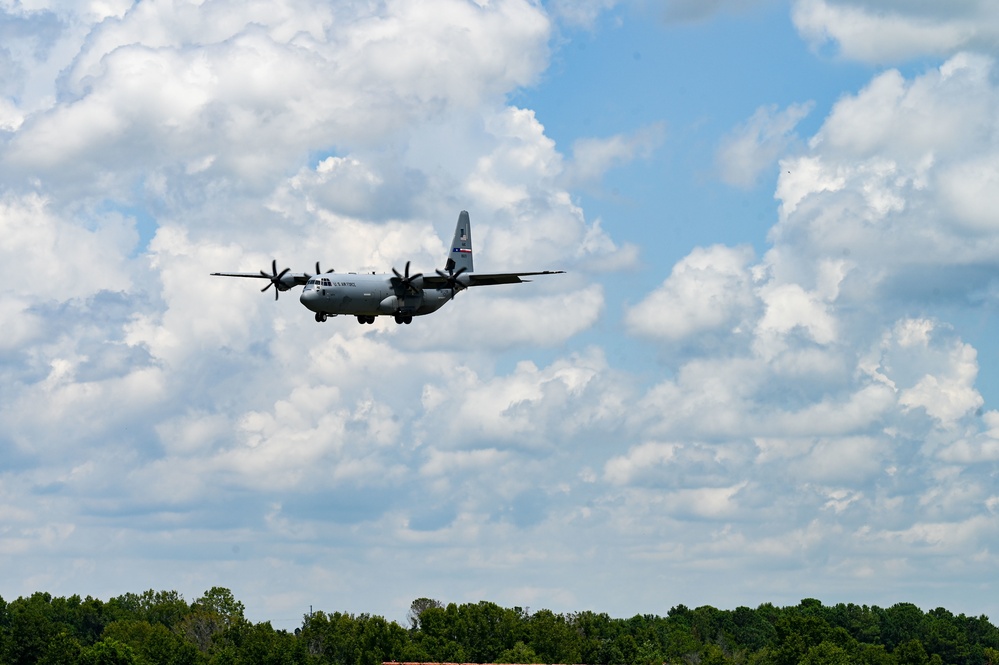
211 211 564 325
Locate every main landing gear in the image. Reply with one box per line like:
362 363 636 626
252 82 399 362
316 314 409 325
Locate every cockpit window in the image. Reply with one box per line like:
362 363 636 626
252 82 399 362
321 278 332 286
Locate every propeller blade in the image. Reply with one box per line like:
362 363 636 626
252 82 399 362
391 260 423 294
436 266 468 299
305 263 334 282
259 259 290 300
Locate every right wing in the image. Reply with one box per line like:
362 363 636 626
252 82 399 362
210 271 309 285
211 260 310 299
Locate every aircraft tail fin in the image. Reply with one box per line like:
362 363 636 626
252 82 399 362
444 210 474 274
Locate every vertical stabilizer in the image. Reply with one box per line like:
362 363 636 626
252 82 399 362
444 210 474 274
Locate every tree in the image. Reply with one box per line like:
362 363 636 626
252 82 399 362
408 598 443 630
853 643 895 665
922 611 970 665
701 642 733 665
229 621 306 665
4 592 62 665
894 638 930 665
495 640 541 663
730 605 778 652
633 639 665 665
102 619 199 665
78 638 137 665
176 588 248 655
355 614 409 665
529 609 582 664
800 641 851 665
661 625 702 664
769 611 834 665
827 603 881 645
882 604 926 652
300 610 358 664
36 630 83 665
453 601 525 663
110 590 190 629
193 588 245 630
413 604 467 662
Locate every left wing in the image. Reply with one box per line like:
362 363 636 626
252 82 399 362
421 270 565 289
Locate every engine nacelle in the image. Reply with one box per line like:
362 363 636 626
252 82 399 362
380 293 424 313
379 295 400 313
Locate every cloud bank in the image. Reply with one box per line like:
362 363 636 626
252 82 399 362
2 0 999 627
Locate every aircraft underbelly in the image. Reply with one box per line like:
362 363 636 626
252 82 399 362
416 290 450 315
300 282 452 317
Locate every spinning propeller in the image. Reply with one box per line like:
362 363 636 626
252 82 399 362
305 262 335 280
260 259 290 300
391 261 423 294
435 266 468 299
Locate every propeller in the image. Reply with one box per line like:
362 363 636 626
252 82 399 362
435 266 468 299
304 261 335 280
260 259 291 300
391 261 423 294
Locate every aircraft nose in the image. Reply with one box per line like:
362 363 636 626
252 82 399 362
299 288 317 310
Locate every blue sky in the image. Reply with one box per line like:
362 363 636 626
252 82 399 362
3 0 999 629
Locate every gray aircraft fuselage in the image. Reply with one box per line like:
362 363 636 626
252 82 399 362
298 272 452 318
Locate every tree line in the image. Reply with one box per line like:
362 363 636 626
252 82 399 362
2 588 998 665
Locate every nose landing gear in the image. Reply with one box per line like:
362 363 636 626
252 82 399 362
315 312 328 322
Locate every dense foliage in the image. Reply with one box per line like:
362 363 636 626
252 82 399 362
1 589 998 665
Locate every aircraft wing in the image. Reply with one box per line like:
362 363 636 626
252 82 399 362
421 270 565 288
466 270 565 286
210 271 309 285
210 272 312 291
210 262 311 299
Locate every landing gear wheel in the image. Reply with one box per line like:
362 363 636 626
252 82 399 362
365 315 375 324
394 314 403 324
403 315 412 324
316 313 327 322
356 316 366 324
